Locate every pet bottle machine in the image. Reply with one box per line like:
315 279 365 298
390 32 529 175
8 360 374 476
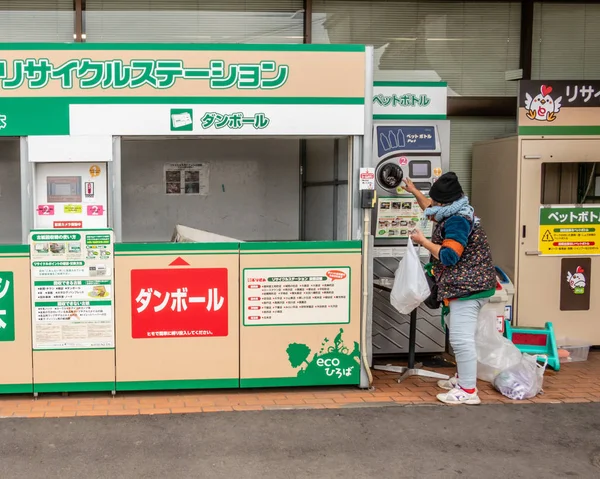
370 121 451 357
471 84 600 345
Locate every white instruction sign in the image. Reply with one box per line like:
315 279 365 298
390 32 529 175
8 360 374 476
164 162 209 195
29 230 115 350
359 167 375 190
243 267 351 326
376 196 433 239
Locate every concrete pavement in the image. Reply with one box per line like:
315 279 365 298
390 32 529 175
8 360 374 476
1 403 599 478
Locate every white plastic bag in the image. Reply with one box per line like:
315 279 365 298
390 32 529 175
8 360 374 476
390 239 430 314
493 354 547 400
476 309 522 382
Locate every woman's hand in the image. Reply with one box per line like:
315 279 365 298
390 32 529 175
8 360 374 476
411 229 440 258
402 178 418 195
410 228 427 246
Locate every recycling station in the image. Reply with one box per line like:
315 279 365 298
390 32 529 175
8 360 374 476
1 43 593 397
0 43 371 395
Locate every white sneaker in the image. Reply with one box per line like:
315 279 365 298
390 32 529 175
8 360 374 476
437 374 458 391
436 387 481 405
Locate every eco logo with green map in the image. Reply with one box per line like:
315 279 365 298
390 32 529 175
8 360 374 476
286 328 360 384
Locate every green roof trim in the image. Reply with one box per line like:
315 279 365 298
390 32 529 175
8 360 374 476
77 96 364 105
240 241 362 251
0 244 29 254
373 81 447 87
115 242 239 253
1 96 363 106
373 114 446 120
519 126 600 136
0 43 366 52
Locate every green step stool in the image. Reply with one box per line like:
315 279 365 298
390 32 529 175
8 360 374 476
504 320 560 371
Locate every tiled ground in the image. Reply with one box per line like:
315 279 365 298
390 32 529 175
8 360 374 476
1 351 598 418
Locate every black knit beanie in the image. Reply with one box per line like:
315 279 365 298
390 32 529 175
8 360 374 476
429 172 464 204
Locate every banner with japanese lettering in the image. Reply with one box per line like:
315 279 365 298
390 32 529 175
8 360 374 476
373 81 447 120
0 44 366 137
131 268 228 338
519 80 600 134
539 206 600 256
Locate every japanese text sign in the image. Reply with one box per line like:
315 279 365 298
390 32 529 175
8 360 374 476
0 272 15 342
29 229 115 350
359 168 375 191
131 268 228 338
376 125 437 157
0 45 365 100
0 57 289 92
199 111 270 130
520 81 600 110
243 267 350 326
373 82 447 119
519 80 600 132
539 206 600 256
0 45 366 137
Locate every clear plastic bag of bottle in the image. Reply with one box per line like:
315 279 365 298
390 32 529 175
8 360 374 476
493 354 547 400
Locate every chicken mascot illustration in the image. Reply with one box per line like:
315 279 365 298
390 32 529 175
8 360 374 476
567 266 586 293
525 85 562 122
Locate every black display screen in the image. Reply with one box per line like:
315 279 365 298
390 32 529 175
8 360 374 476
409 161 431 178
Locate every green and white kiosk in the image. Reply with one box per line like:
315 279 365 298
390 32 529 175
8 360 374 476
0 43 375 394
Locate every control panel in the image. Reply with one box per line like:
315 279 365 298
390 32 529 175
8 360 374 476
371 122 449 247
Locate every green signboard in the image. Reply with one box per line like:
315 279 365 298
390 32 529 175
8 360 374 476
539 206 600 256
0 272 15 342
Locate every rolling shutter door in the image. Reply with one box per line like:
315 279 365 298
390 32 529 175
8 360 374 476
85 0 304 44
532 3 600 80
312 1 521 96
0 0 73 42
449 117 517 196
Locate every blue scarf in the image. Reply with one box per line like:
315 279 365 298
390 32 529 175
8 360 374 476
424 196 479 224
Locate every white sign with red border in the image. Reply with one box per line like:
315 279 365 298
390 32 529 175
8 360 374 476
359 167 375 191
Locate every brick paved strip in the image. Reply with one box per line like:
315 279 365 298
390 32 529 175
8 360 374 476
0 352 596 418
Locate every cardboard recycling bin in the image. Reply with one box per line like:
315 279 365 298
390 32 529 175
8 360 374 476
239 241 362 388
114 242 240 391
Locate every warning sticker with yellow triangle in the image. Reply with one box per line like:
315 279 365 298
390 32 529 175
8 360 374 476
542 230 554 242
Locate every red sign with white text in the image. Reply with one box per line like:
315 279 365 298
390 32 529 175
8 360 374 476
131 268 228 339
53 221 83 229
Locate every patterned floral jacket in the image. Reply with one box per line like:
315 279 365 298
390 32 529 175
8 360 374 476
430 215 496 301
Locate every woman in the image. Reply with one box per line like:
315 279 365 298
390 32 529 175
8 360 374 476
403 172 496 405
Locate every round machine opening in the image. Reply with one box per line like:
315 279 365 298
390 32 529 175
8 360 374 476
377 162 404 192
